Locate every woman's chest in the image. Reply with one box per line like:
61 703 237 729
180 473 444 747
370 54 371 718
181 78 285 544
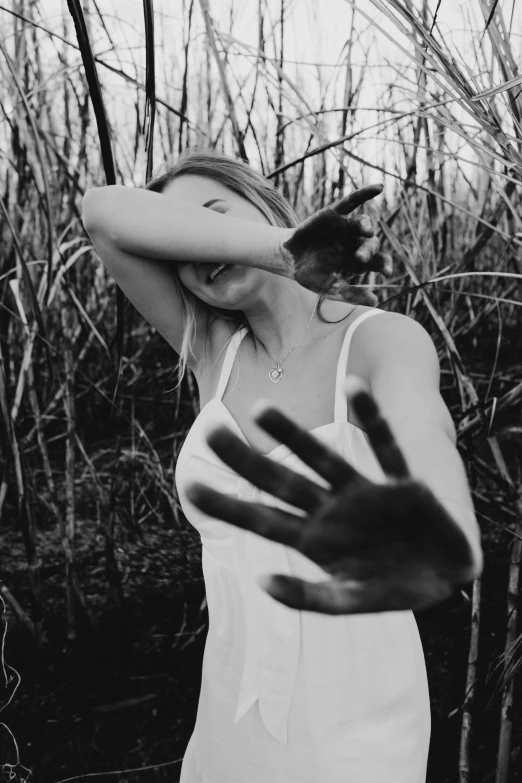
197 321 369 455
223 363 334 454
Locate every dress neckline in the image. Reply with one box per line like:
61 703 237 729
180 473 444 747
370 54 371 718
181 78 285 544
201 397 364 459
198 308 382 459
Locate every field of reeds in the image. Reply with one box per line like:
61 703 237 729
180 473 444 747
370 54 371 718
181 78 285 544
0 0 521 781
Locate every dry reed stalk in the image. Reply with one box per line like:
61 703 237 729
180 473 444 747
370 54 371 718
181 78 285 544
336 4 357 198
142 0 156 182
60 304 79 642
0 582 35 637
178 0 195 154
130 394 136 533
6 280 45 645
487 438 522 783
25 358 61 533
0 340 10 517
23 294 111 445
65 0 115 184
0 192 54 396
476 0 522 124
64 0 128 408
459 574 482 782
234 1 263 167
458 381 522 442
198 0 248 160
126 415 180 527
0 32 55 316
495 512 522 783
273 0 286 191
105 434 125 611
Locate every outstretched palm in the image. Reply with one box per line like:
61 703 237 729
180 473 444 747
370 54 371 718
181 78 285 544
185 378 477 615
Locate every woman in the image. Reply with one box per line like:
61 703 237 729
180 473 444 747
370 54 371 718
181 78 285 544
82 149 482 783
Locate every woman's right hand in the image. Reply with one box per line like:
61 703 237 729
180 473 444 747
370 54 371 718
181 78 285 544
278 185 393 306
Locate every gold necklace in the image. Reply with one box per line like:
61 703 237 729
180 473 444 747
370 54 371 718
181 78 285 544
266 297 320 384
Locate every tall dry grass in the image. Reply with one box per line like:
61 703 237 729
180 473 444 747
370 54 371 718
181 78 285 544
0 0 521 780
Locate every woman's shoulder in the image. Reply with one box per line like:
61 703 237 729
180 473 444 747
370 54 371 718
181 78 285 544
350 306 419 339
349 309 435 381
353 308 429 339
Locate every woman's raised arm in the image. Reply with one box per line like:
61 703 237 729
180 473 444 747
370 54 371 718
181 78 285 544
82 184 392 305
82 185 288 274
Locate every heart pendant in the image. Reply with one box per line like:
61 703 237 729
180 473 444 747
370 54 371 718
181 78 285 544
269 367 283 383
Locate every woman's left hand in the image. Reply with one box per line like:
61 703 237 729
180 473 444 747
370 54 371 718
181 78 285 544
278 185 392 307
185 378 478 615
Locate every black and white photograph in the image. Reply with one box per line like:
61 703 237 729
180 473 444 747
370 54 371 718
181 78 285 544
0 1 521 781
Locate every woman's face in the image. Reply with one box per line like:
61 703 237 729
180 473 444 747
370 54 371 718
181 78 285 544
161 174 272 309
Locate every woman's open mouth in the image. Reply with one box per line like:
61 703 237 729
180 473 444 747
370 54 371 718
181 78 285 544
206 263 233 285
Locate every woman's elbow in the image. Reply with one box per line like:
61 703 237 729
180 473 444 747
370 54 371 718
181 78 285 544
82 187 104 234
82 186 121 241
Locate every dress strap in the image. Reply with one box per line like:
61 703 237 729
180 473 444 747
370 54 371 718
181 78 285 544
214 326 249 401
334 308 384 423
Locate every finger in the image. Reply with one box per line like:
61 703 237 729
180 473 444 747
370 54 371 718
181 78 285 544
331 184 384 217
325 284 379 307
343 377 411 479
354 289 379 306
261 574 449 613
184 482 304 547
369 251 393 277
354 236 381 264
206 426 328 512
258 574 393 614
343 214 374 237
250 402 362 490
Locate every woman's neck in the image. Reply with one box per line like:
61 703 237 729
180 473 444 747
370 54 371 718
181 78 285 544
242 280 319 361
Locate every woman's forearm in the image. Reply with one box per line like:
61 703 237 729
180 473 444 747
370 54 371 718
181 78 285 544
82 185 291 275
395 420 483 577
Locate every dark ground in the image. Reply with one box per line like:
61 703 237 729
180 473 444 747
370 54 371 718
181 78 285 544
1 496 521 783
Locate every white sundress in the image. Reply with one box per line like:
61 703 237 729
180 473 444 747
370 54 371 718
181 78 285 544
174 308 431 783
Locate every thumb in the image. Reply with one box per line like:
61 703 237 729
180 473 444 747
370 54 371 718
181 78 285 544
258 574 362 615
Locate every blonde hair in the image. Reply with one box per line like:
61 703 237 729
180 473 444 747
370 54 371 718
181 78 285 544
144 147 349 390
